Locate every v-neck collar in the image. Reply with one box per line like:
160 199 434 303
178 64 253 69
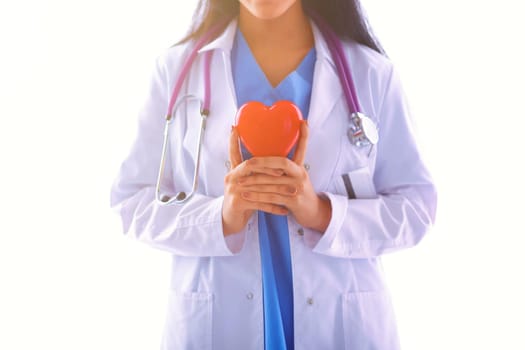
231 28 316 111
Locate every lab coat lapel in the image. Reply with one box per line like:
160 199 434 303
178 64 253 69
304 23 347 191
198 22 240 196
198 20 238 120
307 59 343 129
307 23 345 130
199 20 238 53
194 19 347 195
199 19 345 132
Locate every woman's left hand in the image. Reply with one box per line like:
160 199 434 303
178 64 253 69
236 122 332 232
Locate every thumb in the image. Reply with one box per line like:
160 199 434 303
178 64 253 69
229 126 243 168
292 120 309 165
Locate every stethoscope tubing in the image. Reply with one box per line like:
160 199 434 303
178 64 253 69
167 23 225 120
156 23 223 205
156 15 367 205
309 11 362 114
156 95 204 204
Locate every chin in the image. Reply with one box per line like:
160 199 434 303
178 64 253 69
241 0 299 21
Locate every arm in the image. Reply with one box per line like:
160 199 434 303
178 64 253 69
110 54 243 257
236 66 436 258
313 66 438 258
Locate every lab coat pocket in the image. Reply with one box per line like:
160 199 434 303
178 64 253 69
342 291 400 350
334 167 378 199
162 291 213 350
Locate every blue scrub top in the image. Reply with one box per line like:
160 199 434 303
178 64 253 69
231 29 316 350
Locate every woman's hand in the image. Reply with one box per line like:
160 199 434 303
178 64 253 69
222 127 291 235
241 122 331 232
223 122 332 235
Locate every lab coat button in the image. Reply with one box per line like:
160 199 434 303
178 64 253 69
306 297 314 305
246 292 254 300
304 163 310 171
225 161 231 170
297 228 304 236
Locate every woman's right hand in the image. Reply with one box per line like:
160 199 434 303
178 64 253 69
222 127 289 236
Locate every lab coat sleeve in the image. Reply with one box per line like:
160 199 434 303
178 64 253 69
313 66 437 258
110 54 244 257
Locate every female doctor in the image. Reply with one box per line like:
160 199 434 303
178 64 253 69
111 0 437 349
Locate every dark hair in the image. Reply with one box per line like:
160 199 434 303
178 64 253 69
180 0 385 55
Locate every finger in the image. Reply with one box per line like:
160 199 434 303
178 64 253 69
239 157 304 178
233 158 286 178
292 120 309 165
243 200 289 216
241 191 292 207
228 191 289 215
238 183 297 196
236 169 285 182
237 173 296 186
229 126 243 168
259 205 289 216
242 157 290 174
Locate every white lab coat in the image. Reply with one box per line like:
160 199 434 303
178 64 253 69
111 20 437 350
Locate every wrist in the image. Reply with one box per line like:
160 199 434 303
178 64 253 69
222 217 243 236
305 195 332 233
222 211 252 236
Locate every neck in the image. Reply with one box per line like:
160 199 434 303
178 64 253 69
238 2 313 51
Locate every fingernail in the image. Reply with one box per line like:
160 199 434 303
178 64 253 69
287 186 297 194
242 192 250 199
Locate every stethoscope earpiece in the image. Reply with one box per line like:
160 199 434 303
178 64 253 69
175 192 187 201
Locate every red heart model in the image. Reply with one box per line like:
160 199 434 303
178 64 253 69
235 101 303 157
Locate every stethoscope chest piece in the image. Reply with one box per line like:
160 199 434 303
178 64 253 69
348 112 379 147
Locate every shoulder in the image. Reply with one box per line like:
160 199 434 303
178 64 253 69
154 41 194 77
338 41 408 121
342 40 395 84
144 39 204 97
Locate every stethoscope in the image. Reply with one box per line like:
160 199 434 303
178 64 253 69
156 16 379 206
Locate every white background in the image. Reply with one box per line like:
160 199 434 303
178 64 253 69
1 0 524 349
